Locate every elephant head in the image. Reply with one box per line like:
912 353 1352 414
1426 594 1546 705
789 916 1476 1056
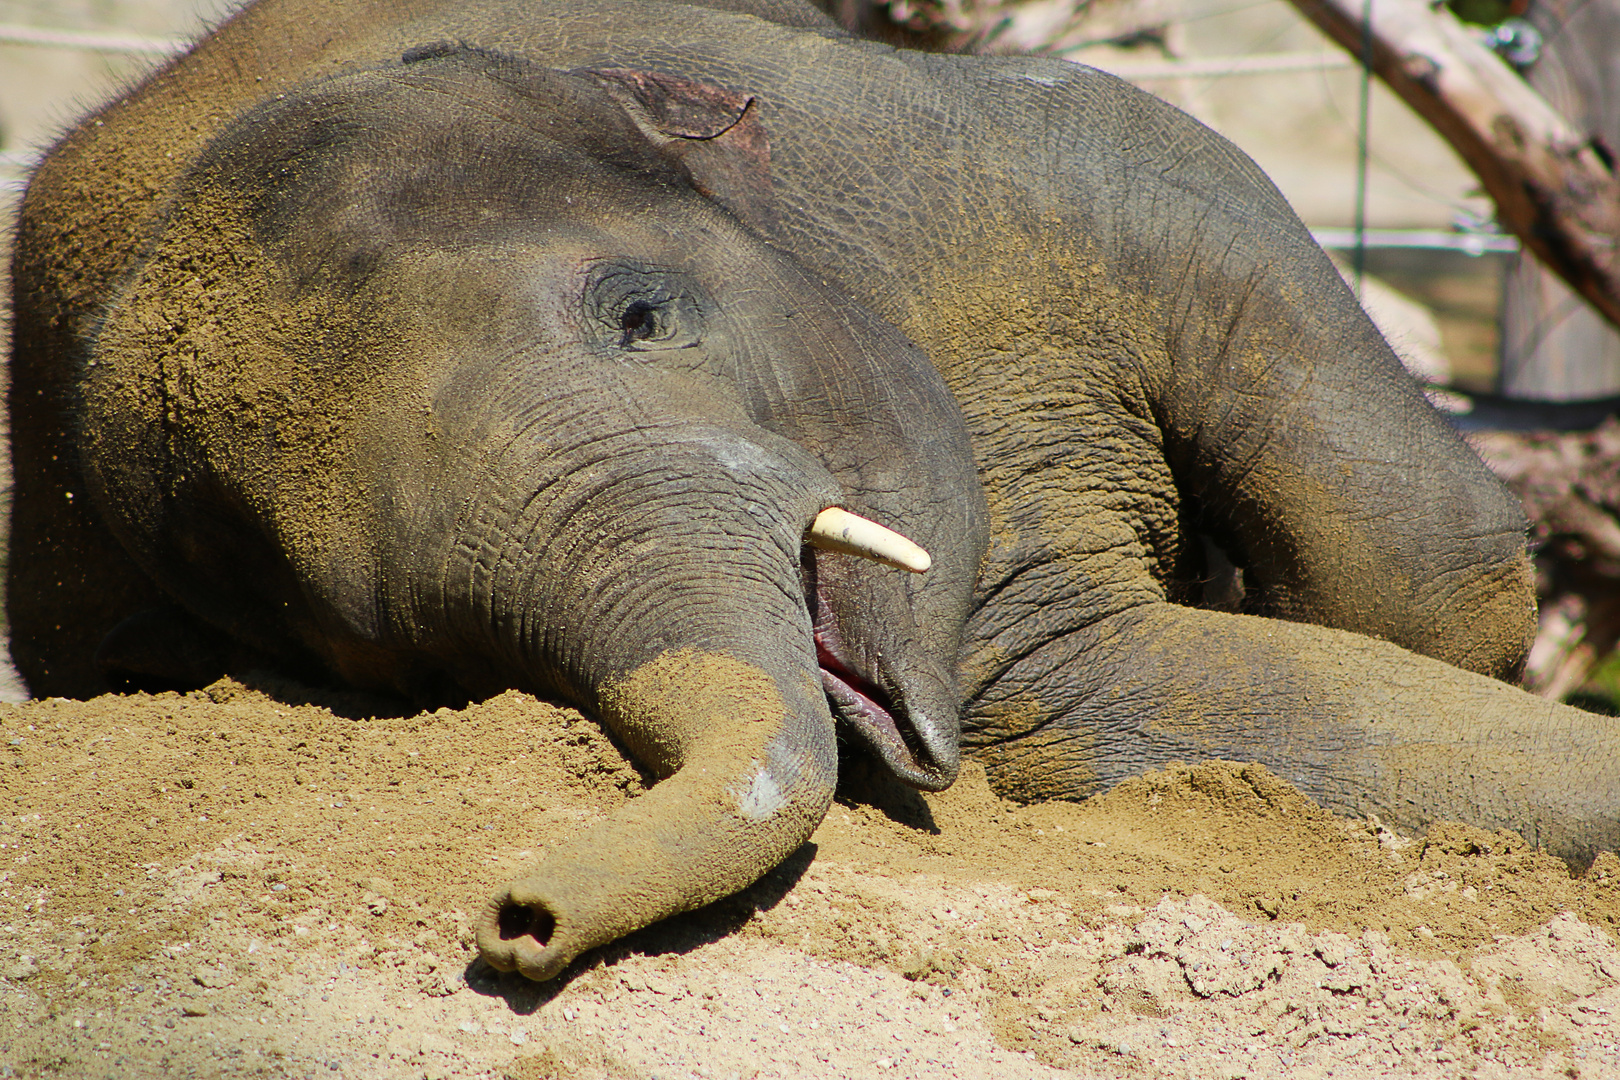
78 47 988 979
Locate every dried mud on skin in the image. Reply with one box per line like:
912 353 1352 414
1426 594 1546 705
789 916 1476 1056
1 683 1618 1080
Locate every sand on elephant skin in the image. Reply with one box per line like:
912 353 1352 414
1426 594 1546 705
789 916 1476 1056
1 680 1618 1079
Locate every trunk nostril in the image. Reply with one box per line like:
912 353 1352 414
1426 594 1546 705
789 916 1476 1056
497 901 557 948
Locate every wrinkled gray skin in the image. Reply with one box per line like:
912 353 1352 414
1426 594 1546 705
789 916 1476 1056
9 0 1617 983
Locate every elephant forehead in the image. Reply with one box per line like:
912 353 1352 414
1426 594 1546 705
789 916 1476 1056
179 78 690 263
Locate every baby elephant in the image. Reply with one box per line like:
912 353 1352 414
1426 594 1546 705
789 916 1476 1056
9 0 1616 982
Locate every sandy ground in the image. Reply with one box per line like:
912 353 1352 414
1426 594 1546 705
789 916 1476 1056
1 679 1617 1080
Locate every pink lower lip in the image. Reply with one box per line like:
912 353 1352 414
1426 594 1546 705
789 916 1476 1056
815 632 912 758
815 637 886 716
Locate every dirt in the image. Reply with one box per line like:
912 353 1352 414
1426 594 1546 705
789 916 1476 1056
0 680 1616 1080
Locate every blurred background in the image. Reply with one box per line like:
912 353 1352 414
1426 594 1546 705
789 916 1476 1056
3 0 1618 706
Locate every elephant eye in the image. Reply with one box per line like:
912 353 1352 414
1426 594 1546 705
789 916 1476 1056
583 260 705 354
619 299 664 345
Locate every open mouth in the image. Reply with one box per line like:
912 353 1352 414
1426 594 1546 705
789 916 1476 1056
808 552 953 790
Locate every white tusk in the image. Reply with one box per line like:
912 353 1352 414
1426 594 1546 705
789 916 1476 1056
807 507 931 574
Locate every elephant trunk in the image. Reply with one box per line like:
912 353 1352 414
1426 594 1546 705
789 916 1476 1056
458 430 854 981
475 648 835 981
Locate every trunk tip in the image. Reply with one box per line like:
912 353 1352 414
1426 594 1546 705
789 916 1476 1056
476 890 569 982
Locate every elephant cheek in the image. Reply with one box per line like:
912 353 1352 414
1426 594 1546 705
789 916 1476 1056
474 649 836 982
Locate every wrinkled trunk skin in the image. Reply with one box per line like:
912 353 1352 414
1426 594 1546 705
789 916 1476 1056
364 401 865 981
445 439 849 984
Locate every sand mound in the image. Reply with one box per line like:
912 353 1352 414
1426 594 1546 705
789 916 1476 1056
2 681 1617 1078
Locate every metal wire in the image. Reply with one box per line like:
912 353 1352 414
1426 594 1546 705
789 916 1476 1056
1352 0 1375 296
0 22 185 56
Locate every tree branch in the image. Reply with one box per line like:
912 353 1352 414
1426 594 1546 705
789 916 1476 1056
1288 0 1620 329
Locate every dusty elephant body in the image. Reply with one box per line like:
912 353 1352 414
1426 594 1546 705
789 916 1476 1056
8 0 1617 981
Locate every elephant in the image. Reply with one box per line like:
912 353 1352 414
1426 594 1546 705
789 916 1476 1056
8 0 1618 983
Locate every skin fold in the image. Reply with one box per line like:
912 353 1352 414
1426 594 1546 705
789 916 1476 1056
7 0 1615 981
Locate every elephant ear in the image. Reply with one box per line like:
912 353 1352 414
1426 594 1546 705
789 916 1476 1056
577 68 778 232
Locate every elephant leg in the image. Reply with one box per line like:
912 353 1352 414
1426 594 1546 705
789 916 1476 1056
963 602 1620 868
